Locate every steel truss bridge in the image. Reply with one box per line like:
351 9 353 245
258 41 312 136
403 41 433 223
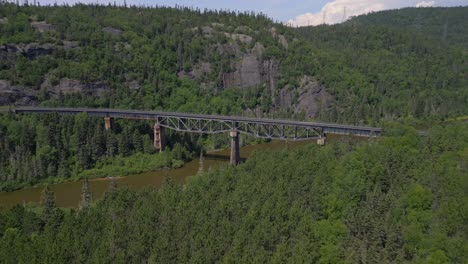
7 107 383 165
12 107 382 140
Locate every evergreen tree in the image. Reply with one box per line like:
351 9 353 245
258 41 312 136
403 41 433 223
108 176 118 192
80 177 92 210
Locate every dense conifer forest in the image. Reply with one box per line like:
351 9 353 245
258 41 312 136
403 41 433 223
0 3 467 262
0 124 467 263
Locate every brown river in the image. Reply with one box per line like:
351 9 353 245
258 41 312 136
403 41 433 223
0 139 321 210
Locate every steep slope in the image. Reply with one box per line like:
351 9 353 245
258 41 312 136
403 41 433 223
347 6 468 48
1 4 467 124
294 9 468 122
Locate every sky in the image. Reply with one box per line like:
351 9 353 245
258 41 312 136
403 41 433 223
28 0 468 26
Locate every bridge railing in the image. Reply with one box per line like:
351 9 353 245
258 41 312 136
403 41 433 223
12 107 382 139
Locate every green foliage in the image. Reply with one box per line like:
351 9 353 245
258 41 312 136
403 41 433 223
348 7 468 48
0 124 466 263
0 114 193 191
0 4 466 124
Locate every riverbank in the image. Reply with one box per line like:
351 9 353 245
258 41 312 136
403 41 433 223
0 151 185 192
0 139 317 209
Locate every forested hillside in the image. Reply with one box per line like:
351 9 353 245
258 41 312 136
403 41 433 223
0 124 466 263
1 3 467 191
347 6 468 48
1 3 467 122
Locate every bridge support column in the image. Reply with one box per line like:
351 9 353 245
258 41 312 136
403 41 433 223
317 135 326 146
104 117 114 131
230 131 240 166
154 123 166 152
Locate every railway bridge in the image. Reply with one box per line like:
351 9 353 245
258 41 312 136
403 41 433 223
8 107 382 165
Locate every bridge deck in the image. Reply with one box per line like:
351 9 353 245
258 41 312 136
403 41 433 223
12 107 382 139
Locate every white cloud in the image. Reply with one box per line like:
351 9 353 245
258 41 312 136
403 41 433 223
287 0 388 27
416 1 435 7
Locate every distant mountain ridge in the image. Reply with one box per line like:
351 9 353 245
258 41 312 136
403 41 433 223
346 6 468 47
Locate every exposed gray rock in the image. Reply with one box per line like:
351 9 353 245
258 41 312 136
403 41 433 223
177 71 195 80
43 77 109 97
31 21 56 33
177 62 213 81
236 26 252 33
225 33 253 45
270 27 278 38
252 42 265 58
102 26 122 36
0 43 54 60
0 44 18 62
201 26 214 35
278 76 333 118
239 54 262 88
0 80 37 106
0 17 8 24
219 42 242 57
223 54 265 89
278 35 289 49
263 59 279 99
211 23 224 28
192 62 212 79
220 42 278 91
127 80 140 90
22 43 54 59
114 42 132 52
62 41 80 50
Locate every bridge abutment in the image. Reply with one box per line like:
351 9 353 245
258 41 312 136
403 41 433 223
104 117 114 130
230 131 240 166
317 135 327 146
154 123 166 152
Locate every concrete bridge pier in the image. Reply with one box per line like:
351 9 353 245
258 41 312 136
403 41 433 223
104 117 114 130
154 123 166 152
317 135 327 146
230 131 240 166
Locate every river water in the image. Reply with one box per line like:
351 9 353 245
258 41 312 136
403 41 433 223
0 139 316 209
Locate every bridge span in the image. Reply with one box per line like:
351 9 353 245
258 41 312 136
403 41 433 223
9 107 382 165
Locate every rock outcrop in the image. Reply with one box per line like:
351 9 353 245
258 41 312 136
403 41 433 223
221 42 278 90
225 33 253 45
277 76 332 118
102 26 122 36
177 62 212 80
0 80 37 106
22 43 54 59
31 21 56 33
0 43 54 60
62 41 80 50
43 78 109 97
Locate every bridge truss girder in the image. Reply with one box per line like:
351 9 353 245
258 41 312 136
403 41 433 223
156 116 322 140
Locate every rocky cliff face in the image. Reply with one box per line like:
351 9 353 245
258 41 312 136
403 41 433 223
176 25 332 118
0 77 110 106
0 43 54 60
269 76 333 118
0 80 37 106
0 22 332 118
41 77 109 97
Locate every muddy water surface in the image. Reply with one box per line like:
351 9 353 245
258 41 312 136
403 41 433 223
0 140 315 209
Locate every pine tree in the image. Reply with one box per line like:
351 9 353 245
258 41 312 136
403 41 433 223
198 151 204 175
108 176 118 192
40 185 57 226
80 177 92 210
